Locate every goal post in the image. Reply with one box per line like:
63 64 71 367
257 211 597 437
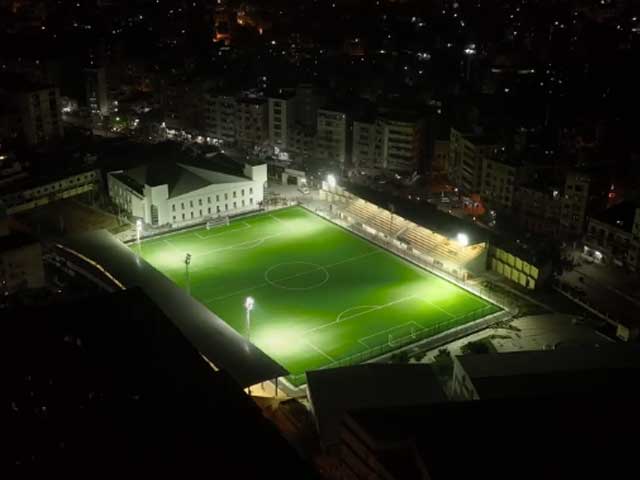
206 216 229 230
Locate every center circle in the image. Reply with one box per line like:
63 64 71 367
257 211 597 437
264 262 330 291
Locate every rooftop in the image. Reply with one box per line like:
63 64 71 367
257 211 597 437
344 395 640 480
456 345 640 399
60 230 287 387
1 288 312 477
345 183 490 245
110 145 252 199
307 364 446 446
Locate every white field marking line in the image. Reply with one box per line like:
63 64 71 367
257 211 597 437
191 233 282 259
419 297 456 318
337 295 418 323
358 321 423 349
203 249 382 303
162 239 184 255
193 222 251 240
302 294 418 337
264 262 330 291
336 305 377 322
306 340 335 362
270 214 285 224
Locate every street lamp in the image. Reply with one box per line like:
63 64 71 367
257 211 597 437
184 253 192 294
244 296 254 342
136 219 143 253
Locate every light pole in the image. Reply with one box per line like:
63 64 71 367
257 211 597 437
184 253 192 295
244 296 254 342
136 219 143 254
464 44 476 81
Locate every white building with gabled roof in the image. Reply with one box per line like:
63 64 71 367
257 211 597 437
108 149 267 228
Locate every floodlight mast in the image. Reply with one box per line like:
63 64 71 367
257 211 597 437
136 219 143 254
184 253 192 295
244 296 254 342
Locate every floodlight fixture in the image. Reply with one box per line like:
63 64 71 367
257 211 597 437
457 232 469 247
327 174 337 188
245 296 255 312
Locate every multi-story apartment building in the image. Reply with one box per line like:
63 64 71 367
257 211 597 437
267 90 296 150
287 126 315 164
514 183 563 237
0 74 63 147
448 128 499 194
352 111 426 173
560 171 590 237
375 111 426 173
204 91 237 144
584 201 640 271
352 120 376 168
316 108 349 166
236 97 268 148
432 140 450 174
481 157 527 211
84 66 110 116
295 83 323 130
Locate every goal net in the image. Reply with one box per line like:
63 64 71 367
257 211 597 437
206 216 229 230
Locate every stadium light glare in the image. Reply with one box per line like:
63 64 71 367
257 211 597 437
245 296 255 344
457 232 469 247
327 174 337 188
245 296 255 311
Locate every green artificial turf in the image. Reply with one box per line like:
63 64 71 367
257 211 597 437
136 206 500 385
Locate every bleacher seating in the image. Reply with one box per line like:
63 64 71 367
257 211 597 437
334 195 484 268
342 200 410 238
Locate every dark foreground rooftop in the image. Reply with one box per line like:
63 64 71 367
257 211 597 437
343 396 640 480
1 288 314 478
59 230 287 387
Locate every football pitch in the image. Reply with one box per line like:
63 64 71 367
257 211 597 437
136 206 500 385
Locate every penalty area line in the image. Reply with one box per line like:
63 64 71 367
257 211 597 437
306 340 335 362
